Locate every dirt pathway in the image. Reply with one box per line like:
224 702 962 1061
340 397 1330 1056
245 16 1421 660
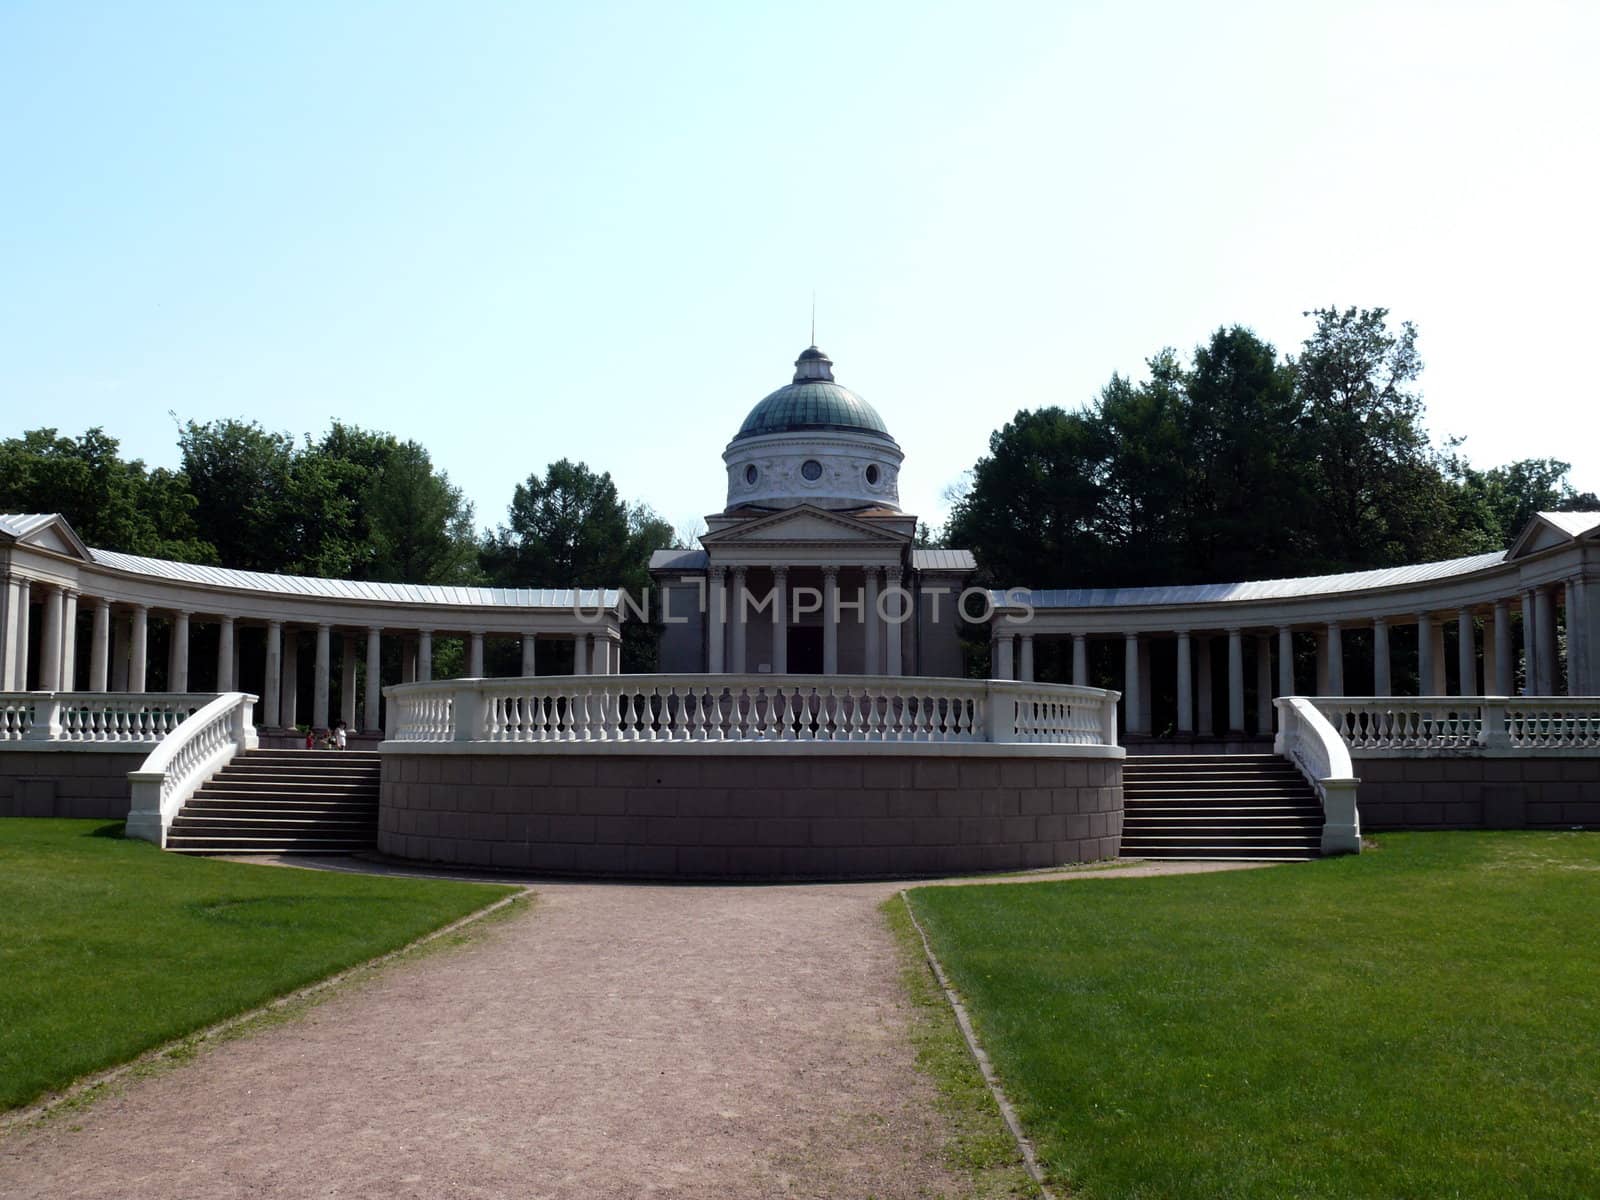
0 860 1273 1199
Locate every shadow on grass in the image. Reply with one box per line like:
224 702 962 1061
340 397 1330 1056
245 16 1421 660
85 822 127 839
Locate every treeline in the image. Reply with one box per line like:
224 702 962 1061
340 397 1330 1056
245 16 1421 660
946 307 1597 588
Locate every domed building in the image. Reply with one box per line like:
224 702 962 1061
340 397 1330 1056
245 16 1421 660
650 345 976 676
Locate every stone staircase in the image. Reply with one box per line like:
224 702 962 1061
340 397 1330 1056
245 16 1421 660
1121 754 1323 861
165 749 380 855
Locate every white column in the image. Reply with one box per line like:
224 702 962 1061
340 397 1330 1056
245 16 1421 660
1457 610 1477 696
341 635 358 725
38 584 63 692
417 630 433 684
1197 636 1214 735
401 638 417 683
772 566 788 674
1255 634 1273 732
1227 628 1245 733
863 568 881 674
168 610 191 693
993 629 1015 680
13 579 32 689
1123 633 1143 736
1493 601 1515 695
469 631 485 677
364 627 382 730
883 566 903 677
821 566 839 675
1325 623 1344 696
1520 590 1537 695
0 577 14 690
730 567 748 673
1277 626 1294 697
314 624 331 728
281 628 299 727
60 591 78 689
216 616 235 692
1018 633 1034 683
522 633 537 677
263 620 282 726
1072 634 1088 686
1417 614 1435 696
573 632 590 675
1429 620 1448 695
707 566 726 673
1175 631 1193 733
91 599 111 692
1372 619 1392 697
129 604 148 694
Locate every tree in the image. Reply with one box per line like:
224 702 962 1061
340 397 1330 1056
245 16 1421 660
1448 456 1600 550
0 427 214 561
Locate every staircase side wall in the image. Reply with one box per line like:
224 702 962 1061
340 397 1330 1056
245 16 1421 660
0 750 147 819
1356 757 1600 830
378 751 1124 880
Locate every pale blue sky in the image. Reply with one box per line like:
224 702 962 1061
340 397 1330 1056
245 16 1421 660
3 1 1596 542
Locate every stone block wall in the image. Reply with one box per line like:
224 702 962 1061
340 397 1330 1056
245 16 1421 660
1357 757 1600 830
0 751 145 819
379 752 1123 879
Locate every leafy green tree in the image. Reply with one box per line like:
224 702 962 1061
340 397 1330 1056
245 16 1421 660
0 428 214 561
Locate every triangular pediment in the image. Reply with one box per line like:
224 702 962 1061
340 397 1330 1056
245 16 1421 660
699 504 909 548
0 513 93 561
1507 511 1600 560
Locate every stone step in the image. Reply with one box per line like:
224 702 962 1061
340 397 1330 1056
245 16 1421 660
167 836 372 855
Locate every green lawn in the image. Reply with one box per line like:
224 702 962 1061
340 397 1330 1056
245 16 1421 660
907 832 1600 1200
0 819 518 1112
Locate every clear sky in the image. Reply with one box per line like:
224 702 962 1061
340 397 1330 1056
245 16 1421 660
3 1 1596 542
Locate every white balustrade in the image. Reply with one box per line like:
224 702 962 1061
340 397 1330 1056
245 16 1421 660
125 693 259 845
385 675 1122 748
1274 697 1360 854
0 692 214 744
1312 697 1600 754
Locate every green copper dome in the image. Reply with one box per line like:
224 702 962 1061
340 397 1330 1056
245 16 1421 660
733 347 896 443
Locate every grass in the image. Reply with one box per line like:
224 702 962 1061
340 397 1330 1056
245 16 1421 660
907 832 1600 1200
0 819 519 1112
881 895 1040 1198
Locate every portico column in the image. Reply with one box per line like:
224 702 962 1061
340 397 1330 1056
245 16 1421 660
707 566 726 673
281 629 299 728
61 591 78 689
169 610 191 693
1018 633 1034 683
263 620 282 726
1072 635 1088 686
1416 615 1434 696
216 616 235 692
730 568 748 672
0 578 15 690
313 624 331 728
129 604 148 694
469 631 485 677
771 566 789 674
39 585 63 692
364 627 382 731
1227 628 1245 733
14 579 32 689
1457 610 1477 696
821 566 839 675
1372 619 1392 697
1197 636 1214 736
863 568 880 674
883 566 903 677
993 629 1015 681
573 632 589 675
1175 631 1193 733
417 630 433 685
1123 634 1144 736
1325 624 1344 696
1535 587 1557 695
1255 634 1273 732
521 633 537 677
341 635 358 726
90 599 111 692
1277 626 1294 697
1520 591 1537 694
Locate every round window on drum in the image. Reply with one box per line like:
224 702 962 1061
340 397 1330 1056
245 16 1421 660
801 459 823 481
745 464 758 485
865 464 880 485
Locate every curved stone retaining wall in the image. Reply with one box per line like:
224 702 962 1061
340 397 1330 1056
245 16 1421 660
379 749 1123 880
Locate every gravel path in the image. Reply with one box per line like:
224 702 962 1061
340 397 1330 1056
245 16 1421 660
0 859 1273 1199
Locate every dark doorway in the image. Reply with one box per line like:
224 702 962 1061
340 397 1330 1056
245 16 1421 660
788 626 823 674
